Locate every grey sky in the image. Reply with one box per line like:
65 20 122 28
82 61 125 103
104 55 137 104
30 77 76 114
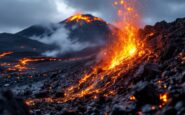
0 0 185 33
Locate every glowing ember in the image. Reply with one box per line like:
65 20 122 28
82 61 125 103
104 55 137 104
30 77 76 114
129 95 136 101
159 93 168 108
7 56 93 72
0 52 13 58
25 99 35 106
160 93 168 103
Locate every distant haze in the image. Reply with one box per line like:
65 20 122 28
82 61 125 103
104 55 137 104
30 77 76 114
0 0 185 33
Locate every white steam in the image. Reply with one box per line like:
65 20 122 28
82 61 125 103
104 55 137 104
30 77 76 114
31 25 97 57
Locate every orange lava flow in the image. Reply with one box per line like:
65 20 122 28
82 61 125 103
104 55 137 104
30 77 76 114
7 58 48 71
8 56 93 72
18 56 93 65
66 13 104 23
0 52 13 58
26 0 157 104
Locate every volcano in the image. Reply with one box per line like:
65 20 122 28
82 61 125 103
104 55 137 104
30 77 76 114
6 14 112 58
16 14 111 43
0 13 185 115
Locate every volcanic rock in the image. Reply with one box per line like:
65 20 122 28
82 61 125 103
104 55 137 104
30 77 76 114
0 90 30 115
134 82 160 106
34 90 49 98
133 63 160 83
111 105 130 115
60 109 77 115
162 107 177 115
54 90 65 98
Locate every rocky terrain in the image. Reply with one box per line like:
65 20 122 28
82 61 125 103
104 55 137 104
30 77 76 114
0 15 185 115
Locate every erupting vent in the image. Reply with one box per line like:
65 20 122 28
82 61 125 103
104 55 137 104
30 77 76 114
66 14 104 23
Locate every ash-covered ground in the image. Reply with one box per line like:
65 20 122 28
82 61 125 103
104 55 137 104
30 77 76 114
0 17 185 115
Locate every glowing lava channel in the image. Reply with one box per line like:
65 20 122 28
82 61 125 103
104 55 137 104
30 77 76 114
0 52 13 58
8 56 93 72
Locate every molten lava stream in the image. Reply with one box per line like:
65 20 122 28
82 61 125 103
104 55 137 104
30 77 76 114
0 52 13 58
8 55 94 72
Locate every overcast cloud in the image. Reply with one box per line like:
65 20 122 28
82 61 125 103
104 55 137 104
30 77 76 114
0 0 185 33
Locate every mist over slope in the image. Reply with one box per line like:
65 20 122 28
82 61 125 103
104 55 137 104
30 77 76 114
0 14 113 58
